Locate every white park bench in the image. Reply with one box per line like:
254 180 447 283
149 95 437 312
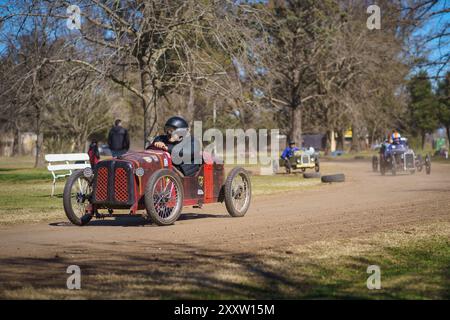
45 153 91 197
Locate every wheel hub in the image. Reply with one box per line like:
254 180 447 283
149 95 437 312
76 192 86 203
233 186 244 199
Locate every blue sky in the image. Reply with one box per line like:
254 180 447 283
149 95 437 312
411 0 450 79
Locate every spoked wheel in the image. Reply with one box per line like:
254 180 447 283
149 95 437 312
315 158 320 172
372 155 378 172
425 154 431 175
390 155 397 176
224 167 252 217
63 170 93 226
380 156 386 176
144 169 184 226
285 163 291 174
416 154 423 172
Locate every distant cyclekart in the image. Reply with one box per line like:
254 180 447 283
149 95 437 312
279 149 320 174
372 139 431 176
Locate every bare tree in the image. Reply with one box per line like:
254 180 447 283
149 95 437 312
44 70 113 151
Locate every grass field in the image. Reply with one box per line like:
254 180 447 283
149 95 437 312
174 223 450 300
0 157 62 225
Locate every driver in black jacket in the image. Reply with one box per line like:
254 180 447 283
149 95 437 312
149 116 201 176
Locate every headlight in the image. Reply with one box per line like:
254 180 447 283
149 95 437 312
135 167 145 177
296 159 301 163
83 167 93 178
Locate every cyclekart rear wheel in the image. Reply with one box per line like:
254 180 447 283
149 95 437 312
314 158 320 172
224 167 252 217
391 155 397 176
416 154 423 172
380 156 386 176
372 155 378 172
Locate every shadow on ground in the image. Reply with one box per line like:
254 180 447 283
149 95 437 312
0 238 447 299
49 213 230 227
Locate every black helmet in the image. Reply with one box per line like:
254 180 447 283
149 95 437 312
289 140 296 145
165 116 188 131
164 116 189 142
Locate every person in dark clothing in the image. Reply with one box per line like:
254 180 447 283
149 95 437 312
108 119 130 158
88 139 100 168
149 116 201 176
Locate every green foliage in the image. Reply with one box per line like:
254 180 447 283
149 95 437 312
407 71 439 138
437 72 450 137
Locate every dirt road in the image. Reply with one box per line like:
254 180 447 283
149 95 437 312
0 161 449 298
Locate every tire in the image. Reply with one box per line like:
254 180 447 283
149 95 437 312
372 156 378 172
321 174 345 183
303 172 321 179
314 160 320 172
144 169 184 226
416 155 423 172
63 170 93 226
380 156 386 176
224 167 252 217
391 155 397 176
425 154 431 175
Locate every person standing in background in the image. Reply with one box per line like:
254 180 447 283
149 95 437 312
108 119 130 158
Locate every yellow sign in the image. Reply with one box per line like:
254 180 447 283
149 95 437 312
344 129 353 139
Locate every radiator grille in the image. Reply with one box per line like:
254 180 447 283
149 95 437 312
92 160 134 205
96 167 108 201
301 155 309 164
114 168 128 202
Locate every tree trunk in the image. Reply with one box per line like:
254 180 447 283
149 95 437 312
290 105 302 146
139 58 155 147
324 130 332 155
34 133 43 168
290 67 303 146
350 125 360 153
75 132 87 152
12 124 21 156
369 127 376 148
330 130 336 153
143 97 149 144
187 81 195 125
336 129 345 151
421 131 426 150
34 105 43 168
446 125 450 147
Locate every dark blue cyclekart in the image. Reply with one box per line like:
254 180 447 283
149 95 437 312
372 140 431 176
